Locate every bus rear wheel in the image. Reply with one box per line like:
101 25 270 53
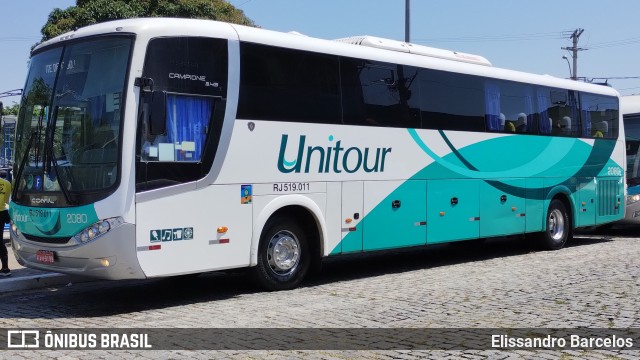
538 199 571 250
253 217 310 291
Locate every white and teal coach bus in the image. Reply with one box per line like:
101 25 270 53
9 18 625 290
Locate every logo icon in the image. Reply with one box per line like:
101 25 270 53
161 229 172 241
7 330 40 348
150 230 161 242
34 176 43 191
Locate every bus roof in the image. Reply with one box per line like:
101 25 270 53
36 18 619 98
334 35 492 66
622 95 640 115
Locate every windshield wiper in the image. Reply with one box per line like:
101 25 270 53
44 106 77 205
12 131 37 199
33 106 47 169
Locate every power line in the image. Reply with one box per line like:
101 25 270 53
587 36 640 50
413 30 570 43
590 76 640 80
236 0 254 7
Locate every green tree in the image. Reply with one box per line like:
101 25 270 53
40 0 255 42
1 102 19 116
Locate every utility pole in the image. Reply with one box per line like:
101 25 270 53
561 28 584 80
405 0 410 42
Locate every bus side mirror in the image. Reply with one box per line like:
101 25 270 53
149 91 167 135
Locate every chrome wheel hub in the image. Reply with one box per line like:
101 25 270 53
267 230 300 275
549 208 565 241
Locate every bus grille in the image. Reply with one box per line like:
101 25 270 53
23 234 72 244
598 180 620 217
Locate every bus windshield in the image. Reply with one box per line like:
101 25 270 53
625 114 640 187
13 36 132 207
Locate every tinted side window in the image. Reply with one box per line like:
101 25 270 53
581 93 619 139
341 59 421 128
238 43 341 124
418 69 485 131
484 80 537 134
144 37 228 96
542 89 581 137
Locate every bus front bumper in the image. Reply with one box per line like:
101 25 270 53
619 199 640 224
11 222 146 280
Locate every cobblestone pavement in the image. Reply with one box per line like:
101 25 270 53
0 229 638 359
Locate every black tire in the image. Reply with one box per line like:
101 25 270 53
253 217 310 291
538 199 571 250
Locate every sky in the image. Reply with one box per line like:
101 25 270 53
2 0 640 107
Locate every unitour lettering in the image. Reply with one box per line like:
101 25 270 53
277 134 392 174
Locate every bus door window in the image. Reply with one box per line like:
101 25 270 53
141 94 213 162
135 36 228 190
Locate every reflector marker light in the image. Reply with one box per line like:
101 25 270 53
209 239 230 245
137 245 162 251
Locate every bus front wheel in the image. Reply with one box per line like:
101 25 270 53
538 199 571 250
253 217 310 291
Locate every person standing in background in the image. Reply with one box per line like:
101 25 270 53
0 175 12 276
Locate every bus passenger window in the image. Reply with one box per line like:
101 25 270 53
580 92 618 139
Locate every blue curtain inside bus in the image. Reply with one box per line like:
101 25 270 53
568 91 587 137
166 94 213 161
537 89 551 134
523 89 534 132
484 82 501 131
90 96 105 126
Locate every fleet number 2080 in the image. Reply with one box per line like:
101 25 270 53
67 213 88 224
607 167 622 176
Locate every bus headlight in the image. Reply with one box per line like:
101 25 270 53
10 222 21 237
9 222 22 237
73 217 123 244
627 194 640 205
